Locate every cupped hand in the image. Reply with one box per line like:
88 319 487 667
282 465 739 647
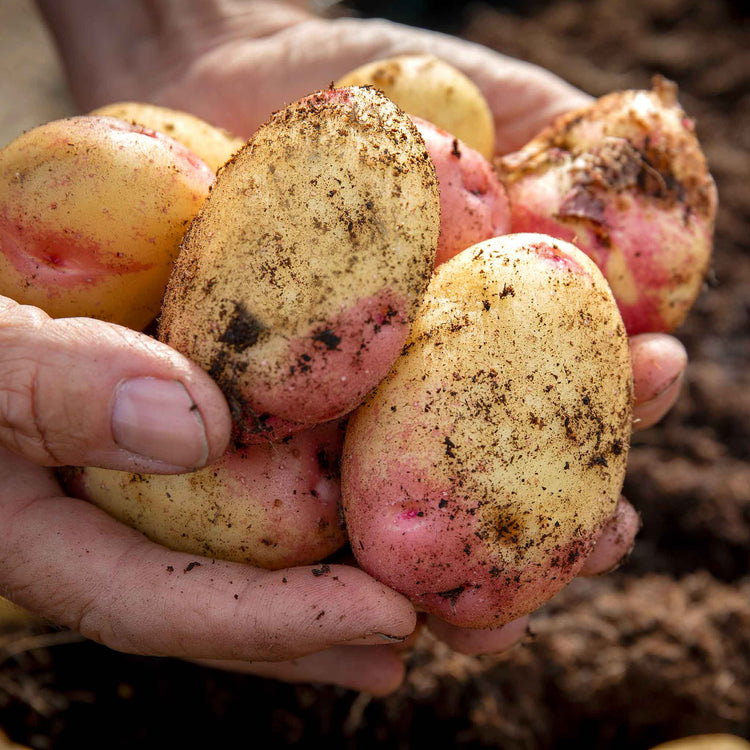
12 0 690 692
0 302 685 689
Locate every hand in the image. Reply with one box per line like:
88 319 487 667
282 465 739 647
4 0 687 693
0 298 416 695
37 0 591 155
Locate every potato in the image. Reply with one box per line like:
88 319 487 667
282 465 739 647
497 78 717 334
411 116 510 266
64 422 347 570
159 87 440 444
336 54 495 160
342 233 632 628
91 101 245 173
0 116 214 330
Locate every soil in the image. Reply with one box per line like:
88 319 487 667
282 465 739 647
1 0 748 747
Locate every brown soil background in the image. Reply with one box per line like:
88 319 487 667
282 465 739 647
1 0 748 747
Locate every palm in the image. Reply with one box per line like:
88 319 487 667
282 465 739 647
124 13 590 153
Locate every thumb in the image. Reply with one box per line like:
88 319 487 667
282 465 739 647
0 297 231 472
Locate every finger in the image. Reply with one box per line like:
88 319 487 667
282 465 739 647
630 333 687 431
0 449 417 662
425 614 529 656
195 644 406 696
0 297 231 472
579 496 640 576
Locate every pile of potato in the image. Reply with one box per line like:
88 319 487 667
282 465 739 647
0 56 716 629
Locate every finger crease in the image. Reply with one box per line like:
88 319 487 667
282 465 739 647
30 369 63 465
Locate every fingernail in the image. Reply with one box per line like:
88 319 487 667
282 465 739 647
645 371 683 404
112 378 209 468
632 371 684 429
632 335 687 404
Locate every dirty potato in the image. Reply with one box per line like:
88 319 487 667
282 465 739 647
342 233 632 628
159 87 440 443
497 78 717 334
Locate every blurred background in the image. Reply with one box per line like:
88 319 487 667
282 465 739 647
1 0 748 747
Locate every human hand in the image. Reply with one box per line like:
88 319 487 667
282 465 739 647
0 297 417 695
10 0 688 691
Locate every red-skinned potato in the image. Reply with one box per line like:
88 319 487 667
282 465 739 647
159 87 440 444
342 233 632 628
497 77 717 335
411 117 510 266
63 421 347 570
0 116 214 330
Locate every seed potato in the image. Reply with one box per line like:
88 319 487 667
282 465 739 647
159 87 440 443
336 54 496 160
342 233 632 628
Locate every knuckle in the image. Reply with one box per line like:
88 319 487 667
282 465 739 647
0 354 61 465
71 580 143 656
0 307 64 465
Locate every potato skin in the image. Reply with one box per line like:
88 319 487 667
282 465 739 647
159 87 440 443
342 233 632 628
336 55 495 160
411 117 510 266
64 422 347 570
498 78 717 334
0 116 214 330
91 102 245 173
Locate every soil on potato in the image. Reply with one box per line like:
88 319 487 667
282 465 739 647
1 0 748 747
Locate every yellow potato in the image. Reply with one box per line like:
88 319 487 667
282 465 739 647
65 422 347 570
92 101 245 172
336 54 495 159
0 116 214 329
160 87 440 443
343 233 632 627
0 596 38 627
